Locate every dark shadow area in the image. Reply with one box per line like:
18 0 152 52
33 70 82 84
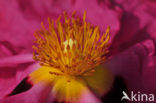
6 77 33 97
101 76 128 103
110 12 140 54
110 11 151 56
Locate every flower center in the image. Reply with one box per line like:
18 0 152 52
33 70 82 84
63 38 77 53
33 11 110 76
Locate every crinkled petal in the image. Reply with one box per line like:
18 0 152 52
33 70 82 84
111 0 156 54
0 54 36 98
105 40 155 91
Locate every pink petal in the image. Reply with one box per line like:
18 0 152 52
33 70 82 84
0 67 17 99
0 0 39 51
142 55 156 95
16 63 40 86
105 40 155 91
0 54 34 67
134 1 156 39
111 0 156 54
1 83 54 103
79 89 102 103
0 41 18 58
0 54 37 98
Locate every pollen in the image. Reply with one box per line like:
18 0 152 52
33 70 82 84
33 11 110 76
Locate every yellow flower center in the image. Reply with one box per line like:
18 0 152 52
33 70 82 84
33 11 110 77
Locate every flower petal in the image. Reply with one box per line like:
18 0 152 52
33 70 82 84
110 0 156 54
142 55 156 94
105 40 155 91
0 67 17 99
16 63 40 85
2 83 54 103
0 54 36 99
0 54 34 67
79 88 102 103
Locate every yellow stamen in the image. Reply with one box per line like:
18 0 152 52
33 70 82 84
33 11 110 76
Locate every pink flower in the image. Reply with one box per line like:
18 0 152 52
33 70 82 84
0 0 156 103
